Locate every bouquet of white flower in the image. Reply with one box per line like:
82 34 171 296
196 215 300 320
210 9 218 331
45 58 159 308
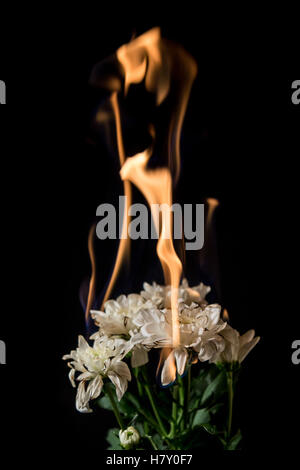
63 279 260 450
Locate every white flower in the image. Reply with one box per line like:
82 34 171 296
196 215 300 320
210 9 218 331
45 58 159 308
131 307 195 385
132 303 225 385
63 335 131 412
91 294 147 336
193 330 226 362
186 304 227 362
130 343 150 368
140 282 166 308
212 324 260 364
119 426 140 449
90 294 152 369
180 278 211 306
140 278 211 309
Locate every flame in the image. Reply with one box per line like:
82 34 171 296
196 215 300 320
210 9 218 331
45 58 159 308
198 197 221 299
223 308 229 321
206 198 219 227
158 348 177 386
116 27 197 184
100 92 132 309
85 224 97 322
120 151 182 347
92 28 197 380
117 27 170 105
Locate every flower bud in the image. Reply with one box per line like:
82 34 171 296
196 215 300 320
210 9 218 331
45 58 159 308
119 426 140 449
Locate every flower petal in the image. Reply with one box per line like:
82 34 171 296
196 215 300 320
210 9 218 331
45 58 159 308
238 336 260 363
131 346 149 368
174 347 188 376
239 329 255 348
161 351 176 386
76 381 92 413
108 371 129 401
86 374 103 400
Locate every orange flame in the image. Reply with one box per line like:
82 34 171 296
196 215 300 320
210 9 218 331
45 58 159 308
158 348 177 385
93 28 197 380
120 151 182 347
85 224 97 322
116 27 197 184
223 308 229 321
100 92 132 309
206 198 219 227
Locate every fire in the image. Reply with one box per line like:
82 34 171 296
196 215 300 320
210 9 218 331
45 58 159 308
206 198 219 227
85 224 96 322
198 197 221 298
100 92 132 308
223 308 229 321
116 27 197 184
120 150 182 347
159 348 177 385
88 27 197 379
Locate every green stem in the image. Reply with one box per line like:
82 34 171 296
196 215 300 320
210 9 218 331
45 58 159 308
133 367 143 397
144 383 168 437
106 385 124 430
169 385 178 438
187 366 191 404
178 376 185 431
185 366 191 427
133 367 151 433
146 435 158 450
226 371 233 440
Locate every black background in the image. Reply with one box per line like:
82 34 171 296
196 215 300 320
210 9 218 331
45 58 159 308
0 10 299 461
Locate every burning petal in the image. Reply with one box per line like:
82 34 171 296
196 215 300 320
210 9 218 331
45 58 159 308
161 351 177 386
174 347 188 376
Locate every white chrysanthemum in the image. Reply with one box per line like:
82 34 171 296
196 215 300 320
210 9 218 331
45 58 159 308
212 324 260 364
131 302 225 385
140 282 166 308
181 303 227 363
140 278 211 309
131 307 197 385
91 294 147 336
90 294 152 369
180 278 211 306
63 335 131 412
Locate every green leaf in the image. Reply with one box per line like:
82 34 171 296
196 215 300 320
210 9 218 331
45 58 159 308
200 370 226 406
125 392 141 410
188 396 200 413
192 408 211 427
208 403 223 415
201 424 219 435
134 422 145 437
227 429 242 450
106 428 122 450
152 433 166 449
125 393 157 427
118 397 136 417
97 395 113 411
